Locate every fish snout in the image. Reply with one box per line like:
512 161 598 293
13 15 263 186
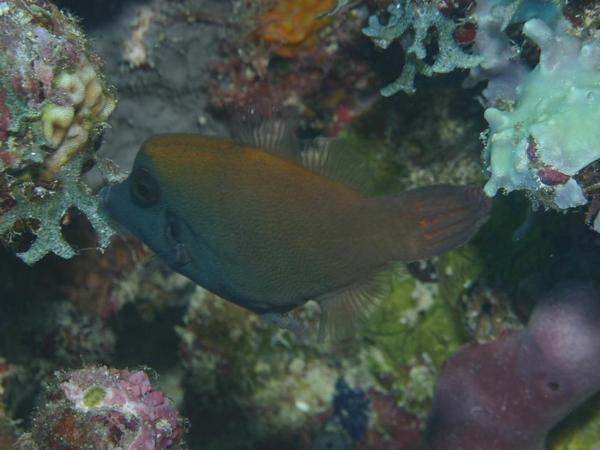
98 181 130 219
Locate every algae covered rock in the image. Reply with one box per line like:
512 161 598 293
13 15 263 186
0 0 116 264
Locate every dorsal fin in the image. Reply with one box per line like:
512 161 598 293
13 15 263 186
230 106 300 159
235 118 299 156
232 110 371 192
316 267 393 343
299 138 372 193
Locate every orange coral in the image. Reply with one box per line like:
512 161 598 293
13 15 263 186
256 0 336 58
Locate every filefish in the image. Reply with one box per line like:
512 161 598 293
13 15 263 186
101 125 491 337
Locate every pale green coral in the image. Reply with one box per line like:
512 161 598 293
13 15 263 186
483 18 600 223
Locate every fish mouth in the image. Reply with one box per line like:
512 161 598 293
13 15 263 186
158 243 192 269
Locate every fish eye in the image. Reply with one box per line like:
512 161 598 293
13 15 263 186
165 220 183 243
129 168 160 207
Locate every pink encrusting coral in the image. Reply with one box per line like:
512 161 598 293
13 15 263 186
425 283 600 450
24 366 185 449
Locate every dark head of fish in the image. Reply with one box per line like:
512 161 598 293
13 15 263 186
99 155 192 269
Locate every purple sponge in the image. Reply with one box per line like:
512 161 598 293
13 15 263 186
426 283 600 450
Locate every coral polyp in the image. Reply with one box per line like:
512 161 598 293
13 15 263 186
0 0 116 264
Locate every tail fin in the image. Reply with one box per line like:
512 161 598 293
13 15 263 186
391 185 491 262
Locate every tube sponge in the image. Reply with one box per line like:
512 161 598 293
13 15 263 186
425 283 600 450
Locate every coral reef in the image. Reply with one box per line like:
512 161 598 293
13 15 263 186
177 287 333 449
358 246 484 420
425 283 600 450
0 0 598 449
208 0 378 136
0 0 116 264
17 366 185 450
177 279 439 450
360 0 600 234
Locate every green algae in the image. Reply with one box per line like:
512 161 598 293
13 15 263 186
82 386 105 408
359 253 478 416
436 246 483 305
549 393 600 449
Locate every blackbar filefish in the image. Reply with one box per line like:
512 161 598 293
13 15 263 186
101 122 491 339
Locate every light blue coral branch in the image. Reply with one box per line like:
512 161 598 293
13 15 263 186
0 155 114 265
363 0 482 95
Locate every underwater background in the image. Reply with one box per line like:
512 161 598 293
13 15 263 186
1 0 600 449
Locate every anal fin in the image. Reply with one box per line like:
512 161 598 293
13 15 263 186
316 269 391 343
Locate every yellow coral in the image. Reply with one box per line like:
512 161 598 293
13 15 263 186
45 124 89 174
41 57 116 176
257 0 335 58
55 72 85 106
42 104 74 148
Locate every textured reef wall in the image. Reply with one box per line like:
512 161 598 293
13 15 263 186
1 0 600 449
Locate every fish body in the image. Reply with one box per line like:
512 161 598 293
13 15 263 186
102 133 490 330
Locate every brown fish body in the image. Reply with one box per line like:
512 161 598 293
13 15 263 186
103 133 491 330
147 135 394 310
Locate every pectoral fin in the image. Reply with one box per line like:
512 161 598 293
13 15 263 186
316 268 392 342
